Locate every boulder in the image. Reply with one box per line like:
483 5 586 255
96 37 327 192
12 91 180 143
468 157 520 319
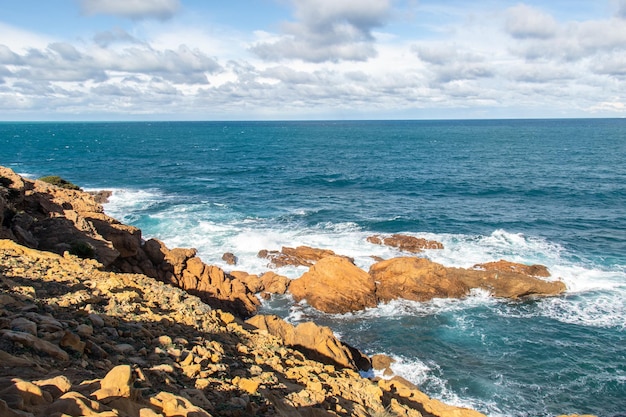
371 257 565 303
222 252 237 265
451 266 566 299
246 314 370 371
289 256 377 314
367 234 444 253
259 271 291 295
370 257 469 303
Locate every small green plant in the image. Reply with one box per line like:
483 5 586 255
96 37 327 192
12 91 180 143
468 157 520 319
38 175 81 190
70 241 96 259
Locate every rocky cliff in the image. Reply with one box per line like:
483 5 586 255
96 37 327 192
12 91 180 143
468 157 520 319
0 167 583 417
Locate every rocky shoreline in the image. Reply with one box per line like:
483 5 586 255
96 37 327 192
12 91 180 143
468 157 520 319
0 166 589 417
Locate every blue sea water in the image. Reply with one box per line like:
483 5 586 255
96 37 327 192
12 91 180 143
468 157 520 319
1 119 625 417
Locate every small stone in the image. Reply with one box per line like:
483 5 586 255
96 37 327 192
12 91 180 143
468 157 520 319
222 252 237 265
156 335 172 346
236 377 260 394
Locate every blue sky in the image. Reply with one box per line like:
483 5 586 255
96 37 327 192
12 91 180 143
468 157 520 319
1 0 625 120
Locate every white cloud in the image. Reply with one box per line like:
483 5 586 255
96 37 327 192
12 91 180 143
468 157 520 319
94 28 143 47
80 0 180 20
505 4 559 39
250 0 392 62
616 0 626 18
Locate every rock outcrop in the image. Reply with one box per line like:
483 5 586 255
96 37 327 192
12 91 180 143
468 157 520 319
288 256 378 314
0 239 491 417
371 257 469 303
246 314 371 371
258 245 352 268
0 167 267 318
0 166 586 417
367 234 444 253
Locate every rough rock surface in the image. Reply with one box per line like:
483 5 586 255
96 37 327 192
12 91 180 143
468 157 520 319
289 256 378 314
367 234 444 253
473 259 551 277
450 264 566 299
0 167 266 318
258 246 352 268
0 239 492 417
371 257 469 303
246 314 371 371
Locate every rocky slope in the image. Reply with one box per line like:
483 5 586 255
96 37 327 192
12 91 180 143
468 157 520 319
0 166 585 417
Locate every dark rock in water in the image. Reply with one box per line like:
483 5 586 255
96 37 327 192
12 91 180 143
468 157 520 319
222 252 237 265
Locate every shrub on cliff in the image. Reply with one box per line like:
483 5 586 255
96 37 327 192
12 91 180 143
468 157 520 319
69 240 96 259
38 175 81 190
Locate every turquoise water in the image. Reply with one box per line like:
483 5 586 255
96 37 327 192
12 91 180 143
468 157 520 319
2 120 625 416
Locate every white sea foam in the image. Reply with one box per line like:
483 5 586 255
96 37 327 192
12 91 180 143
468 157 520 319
102 190 626 332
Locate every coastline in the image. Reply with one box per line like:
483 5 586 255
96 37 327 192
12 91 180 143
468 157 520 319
0 166 595 417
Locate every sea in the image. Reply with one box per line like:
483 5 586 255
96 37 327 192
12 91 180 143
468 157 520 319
1 119 625 417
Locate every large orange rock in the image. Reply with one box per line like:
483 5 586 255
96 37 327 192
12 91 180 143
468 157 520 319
371 257 565 303
289 256 377 314
370 257 469 302
367 234 444 253
246 314 370 371
451 266 566 299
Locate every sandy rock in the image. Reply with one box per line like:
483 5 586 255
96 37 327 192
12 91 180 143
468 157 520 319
259 271 291 294
370 257 469 303
378 376 487 417
289 256 377 314
367 234 444 253
45 391 116 417
247 314 370 371
92 364 135 400
451 266 566 298
33 376 72 400
149 391 212 417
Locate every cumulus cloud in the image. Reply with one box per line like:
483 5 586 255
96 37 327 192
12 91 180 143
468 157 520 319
80 0 180 20
505 4 558 39
94 28 143 47
251 0 392 62
413 44 494 83
616 0 626 18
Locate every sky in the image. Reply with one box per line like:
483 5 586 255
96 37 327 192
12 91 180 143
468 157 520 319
1 0 625 120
